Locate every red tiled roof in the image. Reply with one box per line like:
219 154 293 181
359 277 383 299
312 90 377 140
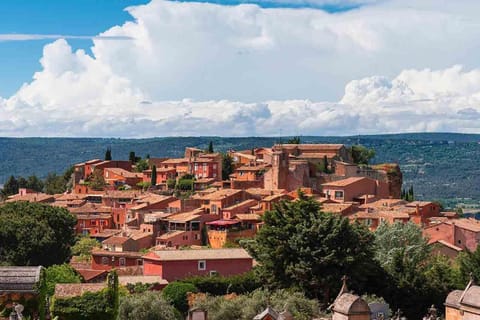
75 269 108 282
55 283 106 298
322 177 368 187
102 236 130 245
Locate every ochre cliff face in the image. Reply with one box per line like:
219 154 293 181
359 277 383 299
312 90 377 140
372 163 403 198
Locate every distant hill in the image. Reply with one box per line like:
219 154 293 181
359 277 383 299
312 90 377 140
1 133 480 205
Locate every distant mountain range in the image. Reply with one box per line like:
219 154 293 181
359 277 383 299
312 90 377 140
1 133 480 206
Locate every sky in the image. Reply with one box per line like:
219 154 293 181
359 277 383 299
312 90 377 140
1 0 480 137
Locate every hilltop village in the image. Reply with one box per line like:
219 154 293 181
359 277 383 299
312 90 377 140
1 142 480 320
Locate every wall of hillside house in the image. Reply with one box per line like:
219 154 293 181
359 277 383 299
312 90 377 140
91 255 142 270
222 201 257 219
76 217 112 235
424 223 454 244
169 199 202 213
112 207 127 228
286 161 310 191
207 229 256 249
156 231 202 247
143 258 252 281
231 179 264 190
433 244 461 259
135 236 154 250
335 162 359 177
455 227 480 252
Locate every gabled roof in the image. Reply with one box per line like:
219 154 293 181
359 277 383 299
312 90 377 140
6 193 54 203
146 248 252 261
0 266 42 293
102 236 130 245
195 189 243 201
322 177 368 187
104 168 142 179
55 283 106 299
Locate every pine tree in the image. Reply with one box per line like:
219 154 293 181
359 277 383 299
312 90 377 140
2 175 19 196
151 165 157 186
105 147 112 160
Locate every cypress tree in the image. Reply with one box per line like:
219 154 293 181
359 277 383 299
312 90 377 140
208 141 214 153
105 147 112 160
129 151 136 163
151 165 157 186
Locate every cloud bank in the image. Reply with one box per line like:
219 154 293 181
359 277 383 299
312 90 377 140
1 0 480 137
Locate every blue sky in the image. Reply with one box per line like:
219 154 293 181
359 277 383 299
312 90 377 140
0 0 149 96
0 0 360 97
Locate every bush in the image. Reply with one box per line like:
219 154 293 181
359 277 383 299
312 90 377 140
118 291 180 320
193 288 319 320
162 282 198 314
180 271 261 296
52 289 114 320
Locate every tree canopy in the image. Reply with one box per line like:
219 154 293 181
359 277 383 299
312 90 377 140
247 194 376 303
45 264 82 296
118 291 180 320
350 144 376 165
71 236 101 261
0 202 77 266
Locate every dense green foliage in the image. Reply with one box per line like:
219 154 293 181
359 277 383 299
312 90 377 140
457 244 480 283
52 289 114 320
162 282 198 314
51 271 120 320
118 291 180 320
180 271 262 296
71 236 101 261
193 288 319 320
350 144 376 165
134 158 149 173
86 168 106 190
0 202 76 266
286 136 301 144
248 195 376 303
373 222 463 318
45 264 82 296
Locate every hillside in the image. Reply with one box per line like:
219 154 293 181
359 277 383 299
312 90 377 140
1 133 480 205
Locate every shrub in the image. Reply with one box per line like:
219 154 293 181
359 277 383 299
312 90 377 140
180 271 261 296
162 282 198 314
118 291 180 320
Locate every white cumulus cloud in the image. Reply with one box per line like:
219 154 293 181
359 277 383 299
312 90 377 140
1 0 480 137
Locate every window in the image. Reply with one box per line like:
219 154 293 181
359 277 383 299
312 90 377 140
458 240 462 244
194 234 200 240
209 270 218 276
211 204 217 214
91 220 97 226
136 259 143 266
101 257 109 265
119 258 126 266
213 164 217 170
365 219 372 226
198 260 206 270
334 191 344 199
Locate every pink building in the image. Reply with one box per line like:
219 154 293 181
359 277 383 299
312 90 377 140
143 248 253 281
321 177 389 203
